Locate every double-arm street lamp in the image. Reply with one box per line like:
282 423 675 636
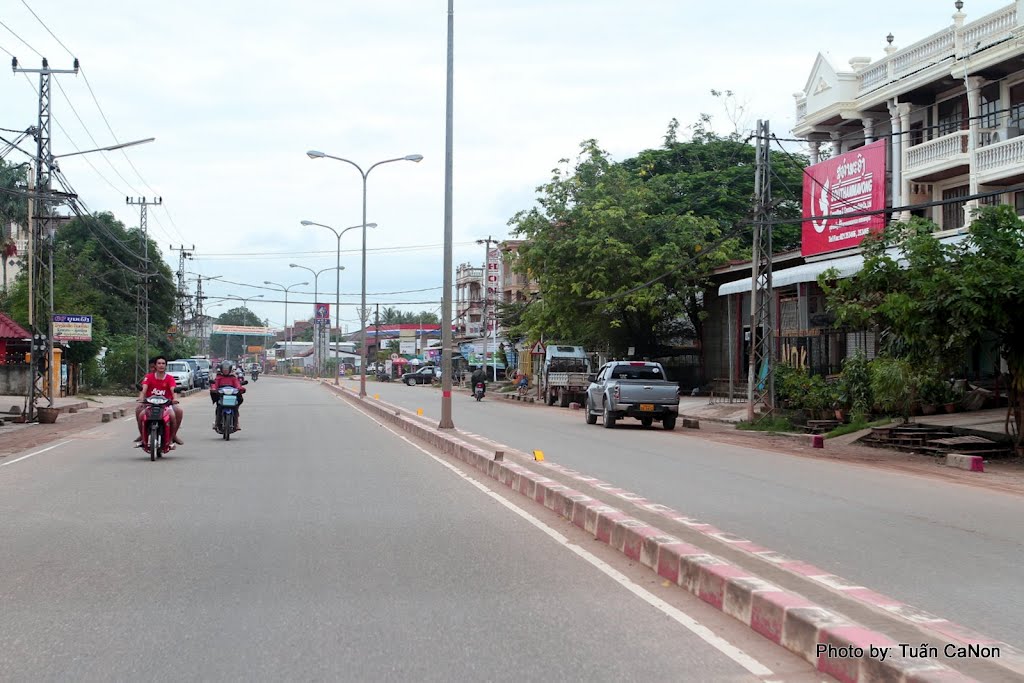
300 220 375 385
306 150 423 397
289 263 345 377
263 280 308 370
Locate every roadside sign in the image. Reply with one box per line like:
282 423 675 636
530 341 545 355
315 303 330 322
52 314 92 342
390 353 399 361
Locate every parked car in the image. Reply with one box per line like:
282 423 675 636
166 360 194 390
401 366 439 385
191 357 212 388
179 358 208 389
584 360 680 430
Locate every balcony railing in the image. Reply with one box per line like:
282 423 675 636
857 5 1016 94
905 129 969 175
977 134 1024 181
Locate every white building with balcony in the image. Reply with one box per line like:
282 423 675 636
793 0 1024 231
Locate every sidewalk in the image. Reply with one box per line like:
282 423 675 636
0 393 147 458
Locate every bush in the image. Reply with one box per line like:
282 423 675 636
870 357 915 419
838 350 872 416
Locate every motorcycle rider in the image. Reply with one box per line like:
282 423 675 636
470 366 487 397
210 360 246 431
136 356 184 447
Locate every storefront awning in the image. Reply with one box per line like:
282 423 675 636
717 233 966 297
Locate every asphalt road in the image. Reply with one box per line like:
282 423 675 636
0 379 791 682
371 378 1024 649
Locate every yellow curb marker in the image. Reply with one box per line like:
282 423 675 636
533 450 544 462
417 408 423 416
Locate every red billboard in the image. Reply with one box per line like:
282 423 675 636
314 303 330 322
801 140 887 257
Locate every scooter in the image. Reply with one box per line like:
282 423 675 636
376 371 391 382
215 386 243 440
251 368 260 382
474 382 485 401
141 395 173 461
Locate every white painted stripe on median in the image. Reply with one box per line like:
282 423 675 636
339 396 774 678
0 440 72 470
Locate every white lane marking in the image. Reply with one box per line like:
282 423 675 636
0 440 73 470
339 397 774 678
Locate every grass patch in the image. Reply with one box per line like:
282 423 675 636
736 416 800 433
825 417 893 439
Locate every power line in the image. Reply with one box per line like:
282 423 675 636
18 0 75 58
0 18 42 57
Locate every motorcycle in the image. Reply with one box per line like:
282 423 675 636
376 370 391 382
142 395 173 461
215 386 242 440
474 382 485 401
251 368 260 382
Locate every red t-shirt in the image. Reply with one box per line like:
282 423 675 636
211 374 243 391
143 372 176 399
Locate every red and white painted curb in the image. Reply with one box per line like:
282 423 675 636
324 384 1007 683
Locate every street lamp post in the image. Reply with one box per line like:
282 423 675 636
300 220 373 385
289 263 344 377
264 280 308 373
306 150 423 397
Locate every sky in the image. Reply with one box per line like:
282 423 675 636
0 0 1011 333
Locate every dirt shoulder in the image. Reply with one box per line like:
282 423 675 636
688 419 1024 496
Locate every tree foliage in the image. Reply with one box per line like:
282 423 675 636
0 211 178 387
504 119 807 357
820 206 1024 448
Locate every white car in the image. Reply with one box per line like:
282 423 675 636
165 361 194 390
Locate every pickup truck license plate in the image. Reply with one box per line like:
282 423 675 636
640 404 654 412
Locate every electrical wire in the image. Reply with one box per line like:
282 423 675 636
18 0 74 58
0 18 42 57
0 42 14 57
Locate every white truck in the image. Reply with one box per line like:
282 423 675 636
541 345 591 407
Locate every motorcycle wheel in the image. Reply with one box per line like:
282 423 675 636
148 423 158 461
223 413 233 441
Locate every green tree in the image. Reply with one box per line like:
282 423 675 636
509 138 733 357
209 307 266 359
820 206 1024 450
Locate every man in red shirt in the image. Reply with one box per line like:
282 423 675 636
137 356 184 446
210 360 245 431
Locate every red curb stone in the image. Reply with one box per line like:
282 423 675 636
594 511 630 544
750 591 818 644
697 563 755 610
843 588 904 608
620 524 660 562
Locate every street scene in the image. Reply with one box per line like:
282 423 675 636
3 1 1024 681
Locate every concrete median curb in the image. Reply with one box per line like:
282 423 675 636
322 382 977 683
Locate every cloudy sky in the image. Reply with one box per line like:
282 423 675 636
1 0 1008 332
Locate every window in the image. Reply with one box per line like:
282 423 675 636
1009 83 1024 129
937 96 966 136
979 83 1001 129
942 185 970 230
1014 192 1024 216
909 121 924 146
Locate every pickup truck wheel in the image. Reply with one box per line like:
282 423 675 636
662 416 677 431
546 392 556 406
602 402 616 429
584 399 597 424
558 389 569 408
640 417 653 428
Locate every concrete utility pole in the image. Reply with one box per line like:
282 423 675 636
14 56 79 420
127 197 161 383
476 235 497 382
438 0 456 429
746 120 775 421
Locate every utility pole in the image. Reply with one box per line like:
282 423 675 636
127 197 161 383
476 235 497 382
169 244 194 334
746 120 775 421
375 303 381 370
14 56 79 421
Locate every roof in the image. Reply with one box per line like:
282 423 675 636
0 312 30 340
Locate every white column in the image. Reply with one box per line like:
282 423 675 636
863 117 875 144
830 131 842 156
898 104 912 222
888 101 902 214
809 140 819 166
965 75 984 226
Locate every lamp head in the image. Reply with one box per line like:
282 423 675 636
307 150 326 159
365 222 378 229
404 154 424 162
300 220 314 226
289 263 300 268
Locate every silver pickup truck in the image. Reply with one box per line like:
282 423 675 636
584 361 680 430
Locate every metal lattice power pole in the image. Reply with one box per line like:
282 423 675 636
127 197 161 382
746 120 775 420
169 243 194 334
13 57 79 420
